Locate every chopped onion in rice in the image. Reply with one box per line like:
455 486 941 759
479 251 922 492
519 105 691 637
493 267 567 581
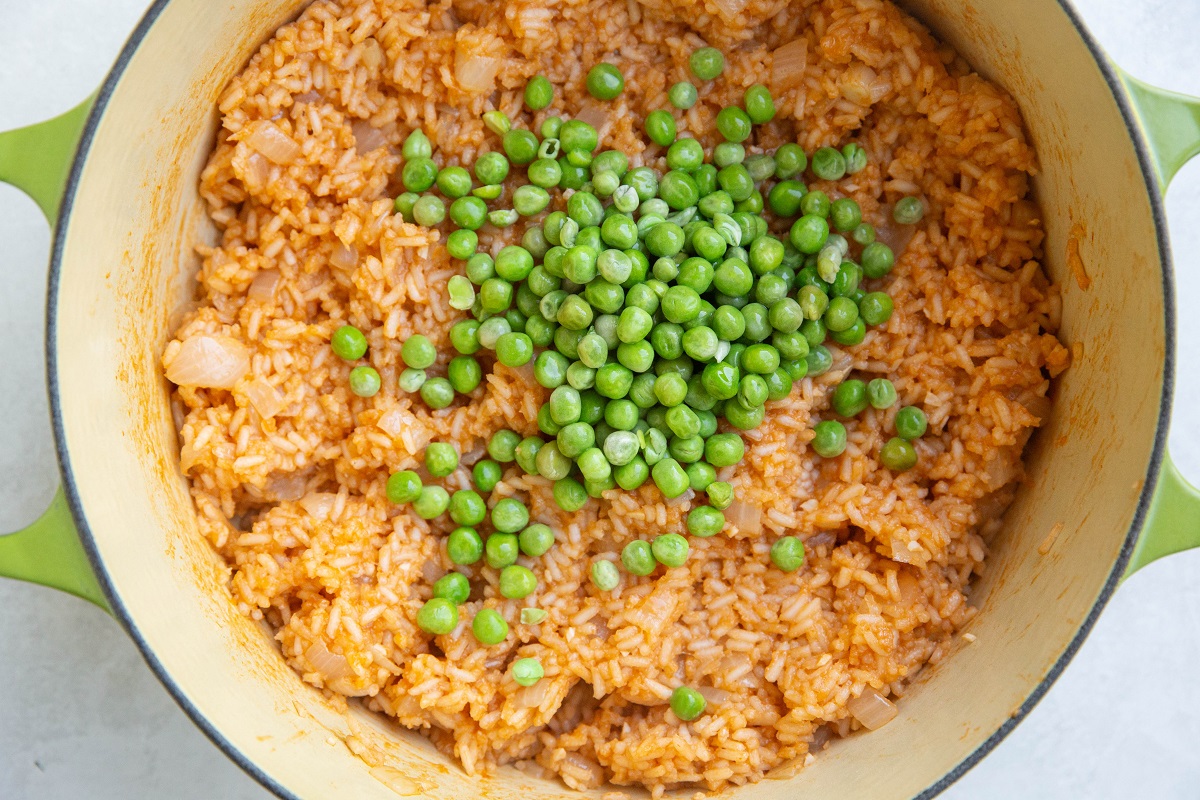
305 641 349 682
265 471 307 502
454 49 501 93
697 686 731 706
330 243 358 270
299 492 338 519
243 151 271 188
840 62 890 105
245 120 301 165
165 335 250 389
245 376 284 418
459 446 486 466
848 687 898 730
247 269 280 302
725 500 763 535
351 120 388 155
771 38 808 93
514 680 550 709
574 104 613 141
710 0 749 19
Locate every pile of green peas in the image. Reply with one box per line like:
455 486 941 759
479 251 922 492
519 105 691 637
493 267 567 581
386 438 552 651
811 377 928 471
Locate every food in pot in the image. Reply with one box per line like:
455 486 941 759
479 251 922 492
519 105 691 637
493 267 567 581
162 0 1068 791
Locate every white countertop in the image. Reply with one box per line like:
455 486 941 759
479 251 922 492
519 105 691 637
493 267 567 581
1 0 1198 797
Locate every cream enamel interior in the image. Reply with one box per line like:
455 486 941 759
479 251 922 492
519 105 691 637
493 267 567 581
51 0 1166 797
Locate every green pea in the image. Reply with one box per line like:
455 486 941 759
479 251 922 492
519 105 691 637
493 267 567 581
394 192 419 221
832 379 868 417
774 143 807 178
510 184 548 216
468 460 501 495
402 157 438 192
645 110 677 147
511 657 544 686
485 532 519 569
824 296 860 333
492 332 531 368
441 527 482 566
424 442 459 477
413 485 450 519
557 421 595 459
487 429 520 463
586 62 625 100
553 477 589 511
830 316 866 346
669 81 698 109
801 190 830 219
413 195 446 227
689 47 724 81
790 215 830 254
880 436 918 471
518 523 555 558
830 197 862 232
524 74 554 110
499 564 537 599
682 505 722 538
658 170 700 210
743 84 775 124
436 165 472 198
663 685 707 722
805 344 833 377
619 540 656 576
651 532 689 567
811 146 847 180
811 420 847 458
330 325 369 363
348 365 381 397
588 559 619 592
894 196 925 225
705 481 732 510
842 142 868 174
770 535 805 572
865 378 898 410
648 457 688 499
614 456 650 490
386 470 422 504
895 406 928 440
560 119 598 154
417 597 458 635
666 137 704 171
595 362 635 399
470 607 509 646
861 242 896 279
533 441 570 480
401 129 432 160
433 571 471 605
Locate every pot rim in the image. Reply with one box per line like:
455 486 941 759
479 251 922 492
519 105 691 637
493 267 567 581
43 0 1176 797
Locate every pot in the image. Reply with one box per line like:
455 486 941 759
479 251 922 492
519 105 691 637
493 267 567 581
1 0 1198 797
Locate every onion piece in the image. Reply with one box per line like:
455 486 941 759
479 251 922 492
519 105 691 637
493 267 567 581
245 376 284 418
299 492 338 519
514 680 550 709
454 50 501 93
725 500 763 535
305 641 349 682
165 335 250 389
697 686 731 706
710 0 749 18
840 62 890 105
245 120 301 165
330 243 358 270
771 38 808 93
848 687 898 730
574 103 613 142
247 269 280 302
351 120 388 155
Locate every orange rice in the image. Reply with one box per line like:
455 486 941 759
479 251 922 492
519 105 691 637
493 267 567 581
162 0 1070 793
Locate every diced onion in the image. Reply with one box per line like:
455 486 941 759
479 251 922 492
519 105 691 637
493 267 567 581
247 269 280 302
245 120 301 165
697 686 731 706
771 38 809 93
265 472 307 502
243 151 270 189
165 335 250 389
351 120 388 155
710 0 749 18
848 687 898 730
725 500 763 535
305 641 349 682
574 104 613 141
299 492 337 519
514 680 550 709
840 62 890 105
245 376 284 418
330 243 358 270
454 51 501 93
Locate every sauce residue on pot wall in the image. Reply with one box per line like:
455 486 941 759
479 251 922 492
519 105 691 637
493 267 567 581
1067 222 1091 290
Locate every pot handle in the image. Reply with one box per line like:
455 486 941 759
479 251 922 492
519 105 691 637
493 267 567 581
0 98 108 609
1116 68 1200 576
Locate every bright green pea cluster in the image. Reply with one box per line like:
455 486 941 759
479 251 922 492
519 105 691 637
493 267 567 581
813 377 927 472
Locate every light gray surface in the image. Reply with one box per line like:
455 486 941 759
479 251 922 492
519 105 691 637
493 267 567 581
0 0 1197 797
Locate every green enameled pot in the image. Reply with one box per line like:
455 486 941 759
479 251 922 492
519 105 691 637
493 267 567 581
1 0 1198 797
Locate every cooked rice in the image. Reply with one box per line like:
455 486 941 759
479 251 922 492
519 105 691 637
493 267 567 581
163 0 1069 793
